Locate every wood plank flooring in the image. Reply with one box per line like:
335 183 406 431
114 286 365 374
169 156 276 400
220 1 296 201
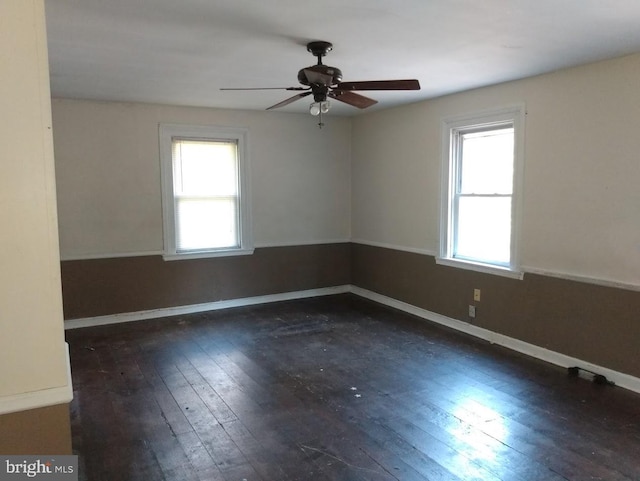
66 294 640 480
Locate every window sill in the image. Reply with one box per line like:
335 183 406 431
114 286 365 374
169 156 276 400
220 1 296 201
163 248 255 261
435 257 524 280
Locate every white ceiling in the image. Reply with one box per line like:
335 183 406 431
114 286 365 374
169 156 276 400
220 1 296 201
45 0 640 116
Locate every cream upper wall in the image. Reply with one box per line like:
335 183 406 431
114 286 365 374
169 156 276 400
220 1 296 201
0 0 68 398
52 100 352 259
352 53 640 288
53 53 640 287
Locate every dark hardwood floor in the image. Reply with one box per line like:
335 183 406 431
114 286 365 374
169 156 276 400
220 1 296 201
66 294 640 481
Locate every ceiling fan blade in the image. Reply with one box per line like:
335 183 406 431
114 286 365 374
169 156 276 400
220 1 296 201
221 87 308 91
329 90 378 109
334 79 421 91
266 91 312 110
303 68 334 86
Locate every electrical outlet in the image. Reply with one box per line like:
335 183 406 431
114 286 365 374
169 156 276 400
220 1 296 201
473 289 481 302
468 305 476 318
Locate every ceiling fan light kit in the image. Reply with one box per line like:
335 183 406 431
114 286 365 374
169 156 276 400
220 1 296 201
309 100 330 116
221 41 421 128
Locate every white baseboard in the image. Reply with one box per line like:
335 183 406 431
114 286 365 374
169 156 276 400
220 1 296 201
0 343 74 416
62 285 640 395
351 286 640 394
64 285 351 330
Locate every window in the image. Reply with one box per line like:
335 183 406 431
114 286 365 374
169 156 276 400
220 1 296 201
159 124 253 259
438 105 525 277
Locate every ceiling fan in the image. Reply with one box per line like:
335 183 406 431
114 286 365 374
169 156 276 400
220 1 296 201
221 41 421 127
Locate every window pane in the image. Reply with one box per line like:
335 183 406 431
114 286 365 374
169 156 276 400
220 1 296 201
455 196 511 265
160 123 251 258
459 128 513 195
176 198 238 250
173 140 237 196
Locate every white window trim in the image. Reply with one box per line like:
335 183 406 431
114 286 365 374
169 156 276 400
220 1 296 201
159 123 253 260
437 104 525 279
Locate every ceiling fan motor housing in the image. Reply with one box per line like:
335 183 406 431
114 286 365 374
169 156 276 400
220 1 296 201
297 65 343 86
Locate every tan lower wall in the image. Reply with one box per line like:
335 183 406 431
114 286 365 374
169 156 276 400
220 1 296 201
0 404 72 455
59 242 639 380
61 244 351 320
351 243 640 379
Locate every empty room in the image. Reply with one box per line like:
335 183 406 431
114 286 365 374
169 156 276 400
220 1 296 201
2 1 640 480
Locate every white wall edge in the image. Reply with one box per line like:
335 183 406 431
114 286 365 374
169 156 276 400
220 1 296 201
351 239 438 256
350 286 640 395
60 250 164 261
351 241 639 292
254 239 350 248
64 285 351 330
59 245 640 294
522 266 640 292
59 241 352 261
0 342 74 416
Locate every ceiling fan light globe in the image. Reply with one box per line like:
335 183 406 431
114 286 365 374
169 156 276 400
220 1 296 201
309 103 321 116
320 100 331 113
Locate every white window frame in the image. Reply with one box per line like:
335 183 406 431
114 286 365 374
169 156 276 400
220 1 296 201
437 105 525 279
159 123 253 260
